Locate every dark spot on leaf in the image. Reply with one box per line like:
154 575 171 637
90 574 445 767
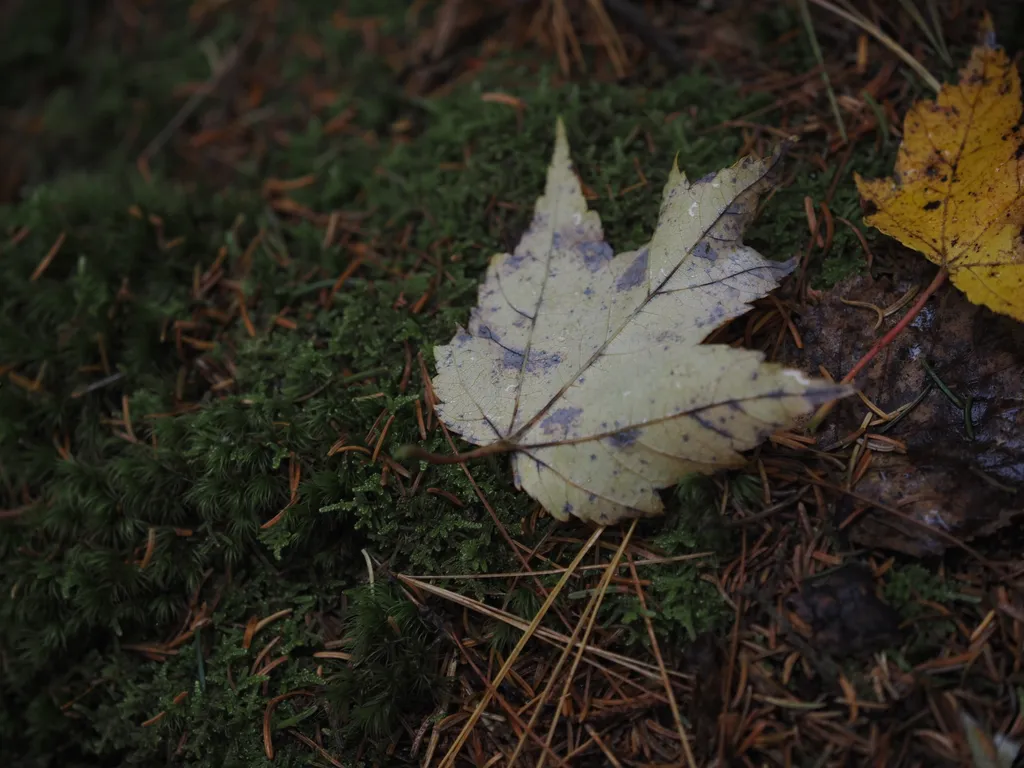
693 414 732 439
475 323 500 343
923 200 941 211
608 429 640 448
616 249 648 291
692 241 717 261
505 250 529 272
502 349 525 369
540 407 583 436
527 349 562 372
504 347 562 372
579 241 614 271
563 502 573 515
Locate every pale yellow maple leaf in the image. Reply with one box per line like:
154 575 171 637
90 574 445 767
432 121 848 524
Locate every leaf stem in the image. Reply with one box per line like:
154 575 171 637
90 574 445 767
806 267 948 432
394 442 510 464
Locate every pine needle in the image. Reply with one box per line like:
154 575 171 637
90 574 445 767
627 554 697 768
536 521 638 768
433 525 605 768
397 573 683 682
506 520 638 767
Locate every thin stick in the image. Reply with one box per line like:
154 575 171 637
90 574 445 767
843 267 947 382
395 441 509 463
807 268 947 431
435 526 605 768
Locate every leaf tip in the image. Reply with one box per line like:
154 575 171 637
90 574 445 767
554 116 569 153
978 12 997 49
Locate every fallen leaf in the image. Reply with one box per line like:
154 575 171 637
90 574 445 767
431 120 848 524
780 261 1024 557
961 712 1021 768
855 26 1024 321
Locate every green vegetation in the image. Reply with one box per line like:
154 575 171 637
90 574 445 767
1 2 901 765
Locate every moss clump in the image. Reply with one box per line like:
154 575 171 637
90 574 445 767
882 563 975 663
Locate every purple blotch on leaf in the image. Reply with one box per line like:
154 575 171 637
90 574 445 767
562 502 573 515
527 349 562 372
504 248 532 272
616 249 648 291
608 428 640 448
692 241 717 261
502 348 562 372
697 171 717 183
474 321 500 343
579 241 614 272
540 406 583 437
503 349 525 369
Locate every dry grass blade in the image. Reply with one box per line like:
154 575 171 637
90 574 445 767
894 0 952 66
798 0 848 142
808 0 941 93
433 525 605 768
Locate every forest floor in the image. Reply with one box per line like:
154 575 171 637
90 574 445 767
2 1 1024 766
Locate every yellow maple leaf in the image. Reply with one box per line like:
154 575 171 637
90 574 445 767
855 30 1024 321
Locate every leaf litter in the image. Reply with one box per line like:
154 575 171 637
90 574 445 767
788 258 1024 557
430 119 849 524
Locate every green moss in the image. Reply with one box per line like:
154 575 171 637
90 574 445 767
883 564 976 663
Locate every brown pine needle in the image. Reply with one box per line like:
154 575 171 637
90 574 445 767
434 525 605 768
30 232 66 282
507 520 637 767
627 555 697 768
408 551 712 581
397 574 680 682
536 520 638 768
